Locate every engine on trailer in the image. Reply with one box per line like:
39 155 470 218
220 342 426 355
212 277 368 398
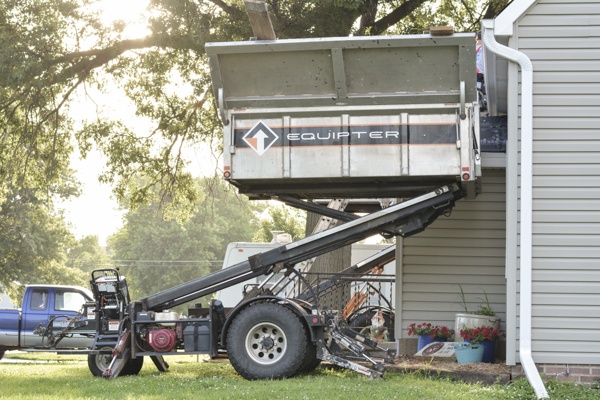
137 311 181 353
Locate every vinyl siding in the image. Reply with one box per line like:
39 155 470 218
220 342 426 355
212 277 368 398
400 170 507 335
516 0 600 364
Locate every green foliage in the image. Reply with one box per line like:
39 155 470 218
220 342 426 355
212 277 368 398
0 0 510 292
1 0 509 214
0 187 86 304
457 284 496 316
67 235 114 275
253 203 306 242
107 177 262 302
476 289 496 316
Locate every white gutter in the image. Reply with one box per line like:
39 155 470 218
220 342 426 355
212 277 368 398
481 20 549 399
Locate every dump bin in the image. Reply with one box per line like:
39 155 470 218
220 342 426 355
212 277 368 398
207 33 481 199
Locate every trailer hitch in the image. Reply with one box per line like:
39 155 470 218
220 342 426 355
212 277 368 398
317 319 391 379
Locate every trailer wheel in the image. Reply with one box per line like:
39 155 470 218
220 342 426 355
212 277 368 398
226 303 308 380
121 356 144 376
0 350 5 361
298 340 321 374
88 347 113 377
88 348 144 377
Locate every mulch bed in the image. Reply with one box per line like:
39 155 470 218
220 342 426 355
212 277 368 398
387 355 512 385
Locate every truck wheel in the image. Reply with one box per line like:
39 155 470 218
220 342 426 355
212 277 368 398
226 302 308 380
88 347 113 377
0 350 5 361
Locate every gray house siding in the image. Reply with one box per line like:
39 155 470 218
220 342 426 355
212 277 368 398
400 169 507 334
514 0 600 364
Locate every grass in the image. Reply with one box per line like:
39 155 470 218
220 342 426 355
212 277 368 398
1 352 599 400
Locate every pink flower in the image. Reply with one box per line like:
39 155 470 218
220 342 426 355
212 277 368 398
460 326 505 343
408 322 455 339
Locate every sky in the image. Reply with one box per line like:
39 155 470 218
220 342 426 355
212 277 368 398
61 145 220 246
60 151 123 246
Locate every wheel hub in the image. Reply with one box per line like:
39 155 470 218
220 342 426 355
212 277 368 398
260 336 275 350
244 321 288 365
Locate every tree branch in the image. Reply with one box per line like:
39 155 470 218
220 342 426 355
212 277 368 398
50 37 161 84
370 0 431 35
209 0 246 19
358 0 379 35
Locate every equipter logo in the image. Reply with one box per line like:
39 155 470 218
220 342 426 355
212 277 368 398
242 121 279 156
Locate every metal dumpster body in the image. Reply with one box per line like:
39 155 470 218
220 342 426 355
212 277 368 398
206 33 481 199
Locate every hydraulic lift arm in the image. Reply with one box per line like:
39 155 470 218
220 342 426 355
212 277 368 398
142 184 462 311
295 244 396 303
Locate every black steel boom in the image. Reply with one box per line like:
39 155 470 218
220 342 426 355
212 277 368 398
142 184 462 311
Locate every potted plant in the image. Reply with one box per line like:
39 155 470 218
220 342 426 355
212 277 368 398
460 326 505 363
454 285 501 341
408 322 455 351
453 342 484 364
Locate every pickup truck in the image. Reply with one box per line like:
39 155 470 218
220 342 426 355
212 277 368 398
0 285 95 360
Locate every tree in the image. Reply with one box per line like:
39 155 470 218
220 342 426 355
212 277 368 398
0 187 86 303
107 177 263 301
0 0 510 294
0 0 510 216
253 204 306 243
67 235 114 275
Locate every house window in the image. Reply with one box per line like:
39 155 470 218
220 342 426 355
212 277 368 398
30 289 48 311
54 291 86 312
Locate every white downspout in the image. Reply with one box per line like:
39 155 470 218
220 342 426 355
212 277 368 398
481 20 549 399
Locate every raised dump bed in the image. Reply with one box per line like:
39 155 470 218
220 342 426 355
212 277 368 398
206 33 481 199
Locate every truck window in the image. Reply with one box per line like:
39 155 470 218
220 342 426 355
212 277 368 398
55 290 86 312
30 289 48 311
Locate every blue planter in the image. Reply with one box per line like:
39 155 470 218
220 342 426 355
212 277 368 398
465 339 496 363
480 339 497 363
454 343 484 364
418 335 447 351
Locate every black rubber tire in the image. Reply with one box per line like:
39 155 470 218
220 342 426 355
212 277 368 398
121 356 144 376
348 309 395 341
88 347 113 377
0 350 5 361
297 340 321 374
226 302 308 380
88 347 143 377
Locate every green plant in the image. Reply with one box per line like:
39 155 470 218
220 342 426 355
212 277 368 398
477 290 495 316
457 285 496 316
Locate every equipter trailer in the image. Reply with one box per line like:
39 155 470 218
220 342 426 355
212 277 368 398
88 185 463 379
44 31 481 380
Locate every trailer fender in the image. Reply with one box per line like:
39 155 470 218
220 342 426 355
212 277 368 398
220 296 312 346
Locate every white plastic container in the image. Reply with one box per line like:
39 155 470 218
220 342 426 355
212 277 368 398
454 313 501 342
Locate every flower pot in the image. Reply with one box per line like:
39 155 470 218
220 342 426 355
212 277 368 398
417 335 447 351
480 339 497 363
454 313 500 342
453 343 484 364
465 339 496 363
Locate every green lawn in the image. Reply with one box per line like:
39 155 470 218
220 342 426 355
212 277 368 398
1 352 598 400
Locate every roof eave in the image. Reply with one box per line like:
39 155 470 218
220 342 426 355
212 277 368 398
494 0 538 36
